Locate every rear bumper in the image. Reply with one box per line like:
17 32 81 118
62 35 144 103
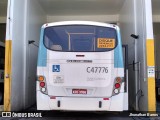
37 91 127 111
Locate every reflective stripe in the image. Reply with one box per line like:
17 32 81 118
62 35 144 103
146 39 156 111
4 40 12 111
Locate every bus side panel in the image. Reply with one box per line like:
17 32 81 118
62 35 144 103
37 85 50 110
110 93 124 111
110 27 127 111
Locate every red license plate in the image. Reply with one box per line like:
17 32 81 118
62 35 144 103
72 89 87 94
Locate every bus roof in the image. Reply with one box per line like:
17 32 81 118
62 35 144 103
42 21 119 30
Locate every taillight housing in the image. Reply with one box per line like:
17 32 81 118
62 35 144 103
38 75 48 95
112 77 123 95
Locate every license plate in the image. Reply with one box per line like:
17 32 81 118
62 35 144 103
72 89 87 94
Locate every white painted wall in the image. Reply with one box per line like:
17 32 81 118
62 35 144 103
47 15 119 23
119 0 137 110
9 0 26 111
47 15 160 23
24 0 46 109
9 0 46 111
119 0 153 111
134 0 148 111
2 15 160 24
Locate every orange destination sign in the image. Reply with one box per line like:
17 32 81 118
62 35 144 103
97 38 115 48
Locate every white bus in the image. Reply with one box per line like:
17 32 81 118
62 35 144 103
37 21 128 111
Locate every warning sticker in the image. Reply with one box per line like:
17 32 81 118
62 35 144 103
97 38 115 48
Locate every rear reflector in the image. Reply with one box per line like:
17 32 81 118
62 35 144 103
40 82 45 87
114 89 119 94
50 96 56 99
41 88 46 92
103 98 109 100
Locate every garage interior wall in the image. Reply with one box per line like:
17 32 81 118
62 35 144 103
8 0 27 111
119 0 137 110
7 0 46 111
47 15 119 23
3 0 154 111
119 0 153 111
24 0 46 109
134 0 149 111
7 0 137 111
8 0 124 111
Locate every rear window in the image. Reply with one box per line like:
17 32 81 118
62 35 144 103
43 25 118 52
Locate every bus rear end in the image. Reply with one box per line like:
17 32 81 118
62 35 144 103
37 21 127 111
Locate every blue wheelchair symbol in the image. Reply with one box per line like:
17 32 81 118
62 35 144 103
52 65 60 72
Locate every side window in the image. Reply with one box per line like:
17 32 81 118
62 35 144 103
44 27 69 51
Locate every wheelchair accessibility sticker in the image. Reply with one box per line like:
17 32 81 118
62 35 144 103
52 65 60 72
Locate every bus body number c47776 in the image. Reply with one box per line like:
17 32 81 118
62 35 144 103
87 67 108 73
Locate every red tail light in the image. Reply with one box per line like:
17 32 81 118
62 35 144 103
40 82 45 87
115 83 120 88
